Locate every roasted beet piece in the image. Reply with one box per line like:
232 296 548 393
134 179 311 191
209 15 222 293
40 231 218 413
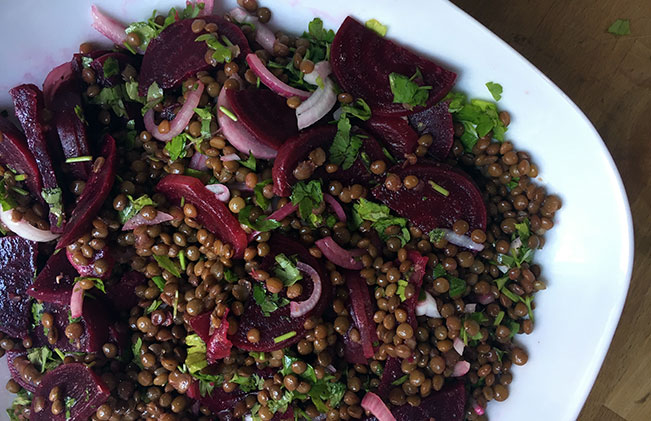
10 84 66 231
0 236 38 338
90 52 136 87
363 115 418 158
372 162 486 232
56 134 117 249
6 349 40 392
343 270 378 360
156 175 247 258
230 235 332 351
397 381 466 421
190 309 233 363
138 15 250 95
272 125 384 196
31 300 110 353
226 87 298 150
0 116 43 199
105 271 147 311
408 101 454 160
28 249 78 304
331 17 456 117
187 380 246 418
402 250 428 330
30 363 110 421
43 61 92 180
66 246 114 280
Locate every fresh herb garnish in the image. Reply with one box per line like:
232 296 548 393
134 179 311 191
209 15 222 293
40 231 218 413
164 133 202 161
65 155 93 164
89 85 128 117
428 180 449 196
238 205 282 232
219 106 238 121
185 334 208 375
389 69 432 109
0 177 17 211
608 19 631 35
290 180 323 220
340 98 372 121
432 264 466 298
195 33 233 64
153 255 181 277
64 396 76 420
329 116 364 170
238 153 256 170
132 336 143 368
152 276 166 291
73 105 88 125
252 283 290 316
73 277 105 293
353 198 411 246
274 253 303 286
273 330 297 343
230 373 265 393
254 179 272 209
144 299 162 315
428 228 446 243
119 194 157 224
365 19 388 36
301 18 336 62
391 374 409 386
193 106 213 139
102 57 119 78
27 346 63 373
485 82 503 101
445 90 508 151
41 187 64 227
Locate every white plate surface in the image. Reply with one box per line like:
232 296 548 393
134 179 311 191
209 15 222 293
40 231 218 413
0 1 633 420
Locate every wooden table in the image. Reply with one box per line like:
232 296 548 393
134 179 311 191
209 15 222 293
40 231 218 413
449 1 651 420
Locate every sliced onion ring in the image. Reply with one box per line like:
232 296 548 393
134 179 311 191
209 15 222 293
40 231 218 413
453 337 465 356
220 153 240 162
229 8 275 53
144 81 205 142
452 360 471 377
189 152 209 171
303 61 332 85
324 194 346 222
415 290 441 318
315 236 364 269
90 5 127 46
296 77 337 130
361 392 396 421
246 54 311 100
122 211 174 231
247 202 298 242
205 183 231 202
441 228 485 252
70 282 85 319
289 262 322 318
0 209 60 242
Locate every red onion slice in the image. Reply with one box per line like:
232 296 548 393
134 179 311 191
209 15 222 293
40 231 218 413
247 202 299 242
246 54 311 100
315 237 364 269
453 337 465 356
193 0 214 16
122 211 174 231
229 8 275 53
415 291 441 318
473 402 486 416
452 360 470 377
303 61 332 85
220 153 240 162
289 262 322 317
296 77 337 130
70 282 84 319
442 228 485 252
0 209 60 242
189 152 209 171
90 5 127 46
361 392 396 421
478 293 495 305
217 84 278 159
144 81 204 142
205 183 231 202
324 194 346 222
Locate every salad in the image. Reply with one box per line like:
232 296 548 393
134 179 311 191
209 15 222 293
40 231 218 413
0 1 562 420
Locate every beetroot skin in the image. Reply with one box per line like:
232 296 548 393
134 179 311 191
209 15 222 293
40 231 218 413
105 271 147 311
372 162 487 232
331 17 456 117
56 134 117 249
30 363 110 421
28 249 78 304
408 101 454 160
363 115 419 158
138 15 250 95
0 236 38 338
0 116 44 199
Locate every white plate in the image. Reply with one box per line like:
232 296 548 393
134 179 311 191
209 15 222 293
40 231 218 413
0 1 633 420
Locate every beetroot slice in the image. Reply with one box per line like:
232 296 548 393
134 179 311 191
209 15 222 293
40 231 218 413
402 250 428 330
272 125 384 197
187 380 246 416
6 350 40 392
344 270 378 360
56 134 117 249
376 357 402 400
226 87 299 150
30 363 109 421
363 115 418 158
330 17 456 117
10 84 66 231
105 271 147 311
0 116 43 199
189 310 233 363
43 61 92 180
408 101 454 160
90 52 136 87
372 162 486 232
156 175 247 258
66 246 114 280
31 301 110 353
0 236 38 338
138 15 251 95
395 381 466 421
230 235 331 351
28 249 78 304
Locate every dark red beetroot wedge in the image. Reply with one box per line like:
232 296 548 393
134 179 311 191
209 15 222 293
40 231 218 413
0 116 43 199
402 250 428 330
31 300 110 353
66 246 114 280
395 381 466 421
189 309 233 363
363 115 418 158
376 357 402 400
331 17 456 117
10 84 66 231
28 249 78 304
0 236 38 338
372 162 486 232
138 15 250 95
408 101 454 160
230 235 332 351
56 134 117 249
30 363 109 421
43 61 92 180
90 52 136 87
272 125 385 196
105 271 147 311
344 270 378 360
6 349 40 392
156 175 247 258
226 87 299 150
187 380 246 417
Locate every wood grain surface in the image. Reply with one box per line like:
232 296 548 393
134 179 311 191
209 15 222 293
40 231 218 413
449 1 651 420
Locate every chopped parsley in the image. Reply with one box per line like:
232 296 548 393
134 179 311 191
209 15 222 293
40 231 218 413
301 18 336 62
153 255 181 277
164 133 201 161
432 264 466 298
64 396 76 420
252 283 289 316
238 205 282 232
329 116 364 170
273 331 297 344
132 337 143 368
353 198 411 246
0 177 17 211
41 187 64 227
391 374 409 386
195 33 233 64
141 81 165 115
608 19 631 36
73 277 105 293
31 302 45 329
73 105 87 125
290 180 323 220
193 106 213 139
445 90 508 151
365 19 388 36
254 179 272 209
185 334 208 375
485 82 503 101
274 253 303 286
152 276 166 291
396 279 409 302
239 153 256 170
89 85 128 117
340 98 372 121
27 346 63 373
230 373 265 393
118 194 157 224
102 57 119 78
144 299 162 315
428 228 446 243
389 69 432 109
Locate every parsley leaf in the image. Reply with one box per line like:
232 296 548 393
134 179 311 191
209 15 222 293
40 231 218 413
195 33 233 63
132 337 143 368
102 57 119 78
274 253 303 286
391 374 409 386
119 194 156 224
164 133 198 161
389 69 432 109
193 106 213 139
41 187 65 227
230 373 265 393
608 19 631 35
0 177 17 211
431 264 466 298
185 334 208 375
396 280 409 302
445 91 508 151
485 82 503 101
65 396 76 420
31 302 44 329
73 277 105 293
239 153 256 170
365 19 388 36
329 117 364 170
254 179 272 209
152 276 166 291
340 98 372 121
291 180 323 220
428 228 446 243
89 85 128 117
144 299 162 315
300 18 336 63
353 198 411 246
27 346 63 373
238 205 282 232
154 255 181 277
252 283 289 316
141 82 164 115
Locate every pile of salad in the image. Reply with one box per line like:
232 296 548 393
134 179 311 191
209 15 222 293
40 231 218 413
0 1 562 420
